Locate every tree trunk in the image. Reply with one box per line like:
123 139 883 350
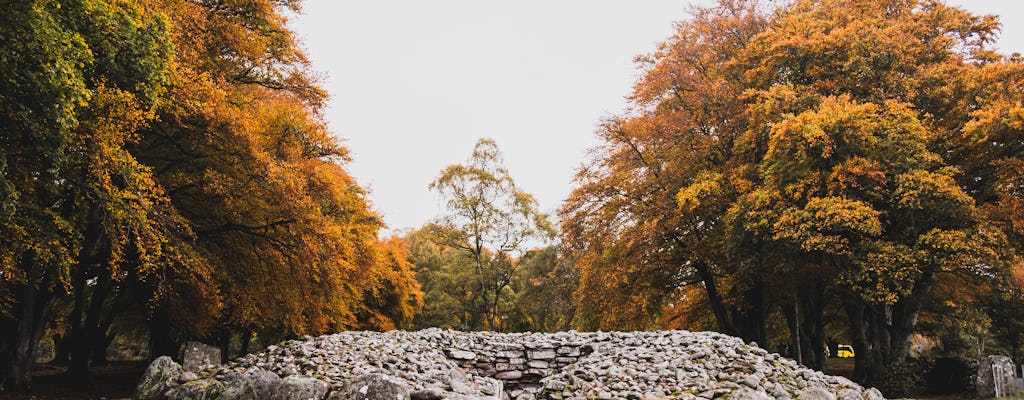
53 333 70 365
798 286 826 371
69 271 114 376
693 260 737 337
785 296 802 364
239 329 252 357
90 284 127 366
218 329 231 364
844 299 871 383
65 207 105 376
147 311 179 360
0 281 53 391
91 332 115 365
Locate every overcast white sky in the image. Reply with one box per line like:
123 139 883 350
291 1 1024 234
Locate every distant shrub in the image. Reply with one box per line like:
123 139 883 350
876 358 928 398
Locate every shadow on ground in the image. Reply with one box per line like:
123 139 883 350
0 362 146 400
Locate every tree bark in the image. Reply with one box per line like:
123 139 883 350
147 311 179 360
218 328 231 364
64 207 105 375
843 298 872 383
239 329 252 357
693 260 737 337
0 281 54 391
785 296 802 364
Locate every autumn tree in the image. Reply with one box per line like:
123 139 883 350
0 0 221 387
2 0 422 387
562 0 1021 385
429 139 554 331
123 0 424 357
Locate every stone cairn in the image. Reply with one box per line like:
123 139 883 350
135 328 886 400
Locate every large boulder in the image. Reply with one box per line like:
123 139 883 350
796 387 835 400
135 356 185 400
165 379 224 400
180 341 222 372
270 376 330 400
329 373 412 400
215 368 281 400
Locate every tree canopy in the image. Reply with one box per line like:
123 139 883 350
0 0 421 389
561 0 1022 384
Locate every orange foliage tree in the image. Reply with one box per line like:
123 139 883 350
561 0 1021 384
1 0 422 388
131 0 423 356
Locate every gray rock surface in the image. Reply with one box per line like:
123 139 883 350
141 329 885 400
165 378 223 400
135 356 184 400
330 373 411 400
215 368 280 400
180 341 222 372
977 355 1017 398
797 387 835 400
270 376 330 400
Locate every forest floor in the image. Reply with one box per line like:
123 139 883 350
0 362 145 400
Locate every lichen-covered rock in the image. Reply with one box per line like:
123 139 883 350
797 387 835 400
329 373 411 400
180 341 222 372
165 378 224 400
270 376 329 400
135 356 185 400
215 368 280 400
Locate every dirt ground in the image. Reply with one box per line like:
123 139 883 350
0 362 146 400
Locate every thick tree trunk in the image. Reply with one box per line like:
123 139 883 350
693 260 737 337
91 332 115 365
239 329 252 357
65 208 105 376
798 285 826 371
843 298 873 384
731 283 768 345
147 311 179 360
218 329 231 364
0 282 53 391
69 270 117 376
90 285 127 366
53 333 70 365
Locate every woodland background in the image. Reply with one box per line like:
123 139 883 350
1 0 1023 397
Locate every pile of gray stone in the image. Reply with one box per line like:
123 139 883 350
135 328 886 400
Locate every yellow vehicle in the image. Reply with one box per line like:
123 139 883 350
836 345 855 358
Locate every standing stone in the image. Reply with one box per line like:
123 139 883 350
135 356 185 400
330 373 411 400
180 341 222 372
977 355 1016 398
